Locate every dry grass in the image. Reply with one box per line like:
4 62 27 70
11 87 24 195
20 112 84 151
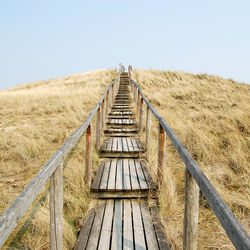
0 68 249 249
132 69 250 249
0 69 116 249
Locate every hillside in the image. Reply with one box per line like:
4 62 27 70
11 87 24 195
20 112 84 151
0 69 249 249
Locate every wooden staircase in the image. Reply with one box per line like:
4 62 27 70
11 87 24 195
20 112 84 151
74 72 170 249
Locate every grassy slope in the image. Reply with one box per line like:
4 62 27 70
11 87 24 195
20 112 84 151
0 69 117 249
132 70 250 249
0 68 249 249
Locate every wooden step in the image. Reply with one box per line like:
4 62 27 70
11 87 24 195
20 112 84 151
104 128 138 137
107 118 135 126
74 199 170 250
109 111 134 116
100 137 145 158
91 159 157 197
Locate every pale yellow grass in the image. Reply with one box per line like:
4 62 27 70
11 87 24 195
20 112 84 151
132 69 250 249
0 69 116 249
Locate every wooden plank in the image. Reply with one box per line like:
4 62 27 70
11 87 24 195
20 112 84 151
123 200 134 250
91 163 105 191
127 138 134 152
131 138 139 151
74 208 96 250
117 137 122 152
50 162 63 250
140 161 156 190
111 200 123 250
107 138 113 151
99 161 111 190
183 168 199 250
134 160 148 190
132 200 146 250
108 160 117 191
150 205 170 250
98 200 114 250
140 200 159 250
116 159 123 190
123 159 131 190
112 138 118 152
129 159 140 190
122 138 128 152
86 200 106 249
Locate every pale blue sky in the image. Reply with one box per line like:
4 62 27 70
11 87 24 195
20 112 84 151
0 0 249 90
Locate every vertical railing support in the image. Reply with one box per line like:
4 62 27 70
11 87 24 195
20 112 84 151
139 98 144 132
158 123 166 185
183 168 199 250
137 91 141 115
101 100 105 129
50 162 63 250
145 106 151 150
112 83 114 104
96 107 101 150
134 85 136 101
85 124 92 189
105 90 109 120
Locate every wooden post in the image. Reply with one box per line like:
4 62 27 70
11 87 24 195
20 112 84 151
50 162 63 250
137 91 141 115
105 90 109 119
183 168 199 250
85 125 92 189
101 100 105 129
109 86 112 107
158 123 166 185
112 84 114 104
145 106 151 150
96 108 101 150
134 85 136 101
139 98 144 132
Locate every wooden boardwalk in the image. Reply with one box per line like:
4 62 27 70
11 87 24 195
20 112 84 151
74 73 170 249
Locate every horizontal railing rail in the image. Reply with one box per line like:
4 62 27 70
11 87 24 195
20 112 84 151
0 65 124 249
129 66 250 250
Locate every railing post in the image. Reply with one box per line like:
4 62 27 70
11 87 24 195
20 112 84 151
96 107 101 150
183 168 199 250
109 86 112 108
105 90 109 120
137 91 141 115
112 83 114 103
101 100 105 129
134 85 136 101
139 98 144 132
85 124 92 189
50 162 63 250
145 106 151 150
158 123 166 185
128 65 132 80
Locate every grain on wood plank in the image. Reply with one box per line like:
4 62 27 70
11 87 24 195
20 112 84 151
132 200 147 250
116 159 123 190
74 208 96 250
123 159 131 190
134 160 148 190
107 138 113 151
140 200 159 250
122 138 128 152
86 200 106 249
111 200 123 250
112 137 118 152
108 160 117 191
126 138 134 152
99 161 111 190
117 137 122 152
129 159 140 190
123 200 134 250
150 205 170 250
91 163 105 191
98 200 114 250
140 161 157 190
131 138 139 151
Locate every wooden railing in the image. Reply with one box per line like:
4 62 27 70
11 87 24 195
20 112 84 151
0 65 124 249
128 66 250 250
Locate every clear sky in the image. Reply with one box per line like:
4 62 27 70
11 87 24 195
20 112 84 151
0 0 249 90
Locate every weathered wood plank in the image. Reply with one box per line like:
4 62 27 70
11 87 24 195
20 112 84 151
85 124 93 189
86 200 105 249
111 200 123 250
132 200 146 250
108 160 117 190
116 159 123 190
140 200 159 250
123 159 131 190
99 161 111 190
123 200 133 250
122 138 128 152
96 107 101 150
74 208 95 250
91 163 105 191
98 200 114 250
129 160 140 190
134 160 148 190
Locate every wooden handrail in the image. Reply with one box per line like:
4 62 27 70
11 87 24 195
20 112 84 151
130 77 250 249
0 64 124 248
